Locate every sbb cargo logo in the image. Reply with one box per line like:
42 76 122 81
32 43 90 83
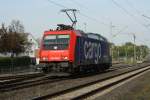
84 41 101 63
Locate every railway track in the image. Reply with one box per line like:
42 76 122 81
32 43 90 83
33 64 150 100
0 72 44 81
0 73 70 92
0 62 123 81
1 63 149 100
0 63 129 92
0 72 45 90
110 64 133 70
0 73 45 85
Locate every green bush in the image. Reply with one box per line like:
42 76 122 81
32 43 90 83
0 56 31 67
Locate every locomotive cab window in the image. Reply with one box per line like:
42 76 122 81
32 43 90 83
43 34 70 50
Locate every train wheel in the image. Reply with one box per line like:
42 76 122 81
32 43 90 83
42 67 48 73
99 64 106 71
105 64 111 69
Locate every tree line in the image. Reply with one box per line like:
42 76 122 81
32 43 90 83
111 42 149 62
0 20 31 57
0 20 149 62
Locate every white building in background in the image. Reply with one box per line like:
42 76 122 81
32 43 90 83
0 33 40 64
23 33 40 64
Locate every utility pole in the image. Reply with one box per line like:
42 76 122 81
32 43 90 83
133 34 136 64
125 46 128 62
110 22 115 61
110 25 128 63
140 47 143 61
61 9 78 28
117 46 120 62
110 22 113 60
84 22 87 32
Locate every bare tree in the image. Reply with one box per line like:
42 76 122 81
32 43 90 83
0 20 31 56
9 20 24 33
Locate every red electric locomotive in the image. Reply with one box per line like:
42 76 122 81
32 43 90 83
39 24 112 73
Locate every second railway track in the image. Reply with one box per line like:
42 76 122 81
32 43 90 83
0 63 131 92
33 64 150 100
1 63 150 100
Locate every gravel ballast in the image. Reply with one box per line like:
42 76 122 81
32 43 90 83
0 63 149 100
97 69 150 100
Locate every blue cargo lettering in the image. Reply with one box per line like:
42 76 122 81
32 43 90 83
84 41 101 63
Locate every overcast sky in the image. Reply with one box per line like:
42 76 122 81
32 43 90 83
0 0 150 47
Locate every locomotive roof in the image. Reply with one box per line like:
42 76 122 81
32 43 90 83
45 24 107 42
75 30 107 41
87 33 107 41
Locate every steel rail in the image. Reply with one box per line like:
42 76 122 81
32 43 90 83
33 64 150 100
0 63 129 91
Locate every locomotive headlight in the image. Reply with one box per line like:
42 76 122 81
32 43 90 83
63 56 68 60
64 57 68 59
42 57 48 60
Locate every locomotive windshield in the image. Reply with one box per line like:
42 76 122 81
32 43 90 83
43 34 70 50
